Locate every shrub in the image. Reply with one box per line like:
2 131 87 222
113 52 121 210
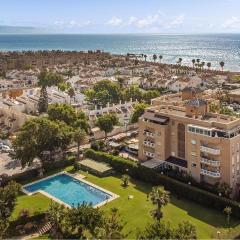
85 149 240 219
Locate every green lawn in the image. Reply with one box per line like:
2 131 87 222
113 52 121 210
12 167 240 239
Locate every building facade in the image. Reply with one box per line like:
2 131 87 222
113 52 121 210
139 90 240 198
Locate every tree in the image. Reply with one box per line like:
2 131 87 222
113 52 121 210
220 61 225 71
143 55 147 61
149 186 170 220
138 220 197 240
153 54 157 62
48 202 65 238
143 90 160 104
95 208 126 239
73 128 87 162
192 59 196 68
121 174 130 187
97 114 118 140
48 103 77 126
131 103 148 124
207 62 211 70
137 221 173 239
68 87 75 103
178 58 183 65
215 182 232 198
0 181 20 237
174 221 197 239
159 55 163 63
223 206 232 225
38 70 64 113
13 118 72 168
123 86 142 102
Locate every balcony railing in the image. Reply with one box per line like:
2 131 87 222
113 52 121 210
200 169 221 178
143 141 155 148
200 146 220 155
144 151 155 158
144 131 154 137
200 157 220 167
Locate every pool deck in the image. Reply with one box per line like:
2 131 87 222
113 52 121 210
22 171 119 208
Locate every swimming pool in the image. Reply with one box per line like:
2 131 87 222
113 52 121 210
23 173 118 207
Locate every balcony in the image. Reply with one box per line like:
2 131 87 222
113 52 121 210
143 141 155 148
144 151 155 158
200 157 220 167
200 146 220 155
144 130 154 137
200 169 221 178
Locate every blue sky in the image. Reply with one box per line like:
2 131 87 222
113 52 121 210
1 0 240 33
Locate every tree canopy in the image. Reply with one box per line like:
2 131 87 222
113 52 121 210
97 114 119 139
131 103 148 124
0 181 20 237
13 118 73 167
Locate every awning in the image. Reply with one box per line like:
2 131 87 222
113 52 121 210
141 159 164 169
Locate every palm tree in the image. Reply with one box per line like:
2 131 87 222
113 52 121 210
196 59 201 64
207 62 211 70
150 186 170 221
223 206 232 225
192 59 196 68
68 87 75 103
220 61 225 71
159 55 163 63
178 58 183 66
144 55 147 61
73 128 87 162
153 54 157 62
121 174 130 187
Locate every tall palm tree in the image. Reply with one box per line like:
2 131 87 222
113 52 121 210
207 62 211 70
196 59 201 64
220 61 225 71
150 186 170 221
192 59 196 68
178 58 183 66
73 128 87 162
223 206 232 225
159 55 163 63
144 54 147 61
153 54 157 62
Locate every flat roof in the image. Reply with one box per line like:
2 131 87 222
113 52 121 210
141 159 164 169
80 159 112 173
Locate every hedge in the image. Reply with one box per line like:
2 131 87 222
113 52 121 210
85 149 240 219
9 157 75 183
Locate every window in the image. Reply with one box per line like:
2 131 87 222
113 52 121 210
191 163 197 168
191 140 197 145
191 151 197 156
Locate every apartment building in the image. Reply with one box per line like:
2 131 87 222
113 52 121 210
139 88 240 198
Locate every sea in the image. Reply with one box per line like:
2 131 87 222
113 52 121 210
0 34 240 72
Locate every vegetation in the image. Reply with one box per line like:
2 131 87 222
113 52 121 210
38 70 64 113
223 206 232 225
121 174 130 187
0 181 20 237
47 202 126 239
13 118 72 168
85 149 240 219
73 128 87 162
48 103 89 132
131 103 148 123
149 186 170 221
97 114 119 140
138 220 197 239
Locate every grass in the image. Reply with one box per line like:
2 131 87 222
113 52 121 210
12 166 240 239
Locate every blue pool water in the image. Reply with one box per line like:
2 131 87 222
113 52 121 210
24 173 112 207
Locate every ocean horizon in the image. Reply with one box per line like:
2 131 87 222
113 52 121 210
0 33 239 71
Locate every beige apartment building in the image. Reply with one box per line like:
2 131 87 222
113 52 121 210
138 88 240 198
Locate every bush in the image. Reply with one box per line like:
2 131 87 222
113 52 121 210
10 158 75 183
85 149 240 219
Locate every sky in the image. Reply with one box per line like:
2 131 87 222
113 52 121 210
1 0 240 33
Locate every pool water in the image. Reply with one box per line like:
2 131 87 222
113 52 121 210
24 173 112 207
